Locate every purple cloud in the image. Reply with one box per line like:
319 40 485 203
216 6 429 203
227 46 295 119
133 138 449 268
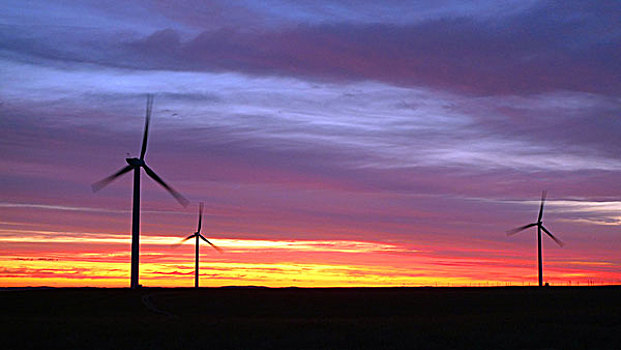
2 1 619 95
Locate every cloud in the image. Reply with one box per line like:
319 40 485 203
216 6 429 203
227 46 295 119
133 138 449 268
2 1 618 95
3 60 619 177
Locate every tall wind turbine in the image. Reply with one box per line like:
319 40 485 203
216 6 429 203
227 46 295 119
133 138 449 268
507 191 564 287
92 95 189 289
176 202 222 288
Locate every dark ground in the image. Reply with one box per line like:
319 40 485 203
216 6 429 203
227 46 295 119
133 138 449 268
1 286 620 349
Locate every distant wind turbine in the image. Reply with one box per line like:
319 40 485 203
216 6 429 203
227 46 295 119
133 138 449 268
507 191 564 287
175 202 222 288
92 95 189 289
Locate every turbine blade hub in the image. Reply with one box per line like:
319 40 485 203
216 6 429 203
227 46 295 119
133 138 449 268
126 158 145 167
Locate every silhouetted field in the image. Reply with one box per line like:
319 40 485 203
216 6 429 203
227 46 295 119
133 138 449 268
1 286 619 349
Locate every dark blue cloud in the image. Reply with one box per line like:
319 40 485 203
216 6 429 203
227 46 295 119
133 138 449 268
1 0 618 95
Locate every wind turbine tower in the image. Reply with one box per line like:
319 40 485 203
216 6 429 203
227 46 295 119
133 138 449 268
507 191 564 287
176 202 222 287
93 95 188 288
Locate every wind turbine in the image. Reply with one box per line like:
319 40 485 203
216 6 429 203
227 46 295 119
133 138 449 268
92 95 189 289
175 202 222 288
507 191 564 287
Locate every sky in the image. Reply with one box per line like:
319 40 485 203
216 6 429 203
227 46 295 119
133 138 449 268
0 0 619 287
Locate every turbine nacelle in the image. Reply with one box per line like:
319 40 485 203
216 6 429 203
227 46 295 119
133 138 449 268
126 157 145 167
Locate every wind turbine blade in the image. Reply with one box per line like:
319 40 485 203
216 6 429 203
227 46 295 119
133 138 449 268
170 234 195 247
538 190 547 222
91 165 134 192
197 202 203 233
506 223 537 236
199 234 222 253
541 225 564 247
140 94 153 160
143 164 189 207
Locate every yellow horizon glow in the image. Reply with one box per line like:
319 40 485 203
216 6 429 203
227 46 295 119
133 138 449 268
1 229 619 288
